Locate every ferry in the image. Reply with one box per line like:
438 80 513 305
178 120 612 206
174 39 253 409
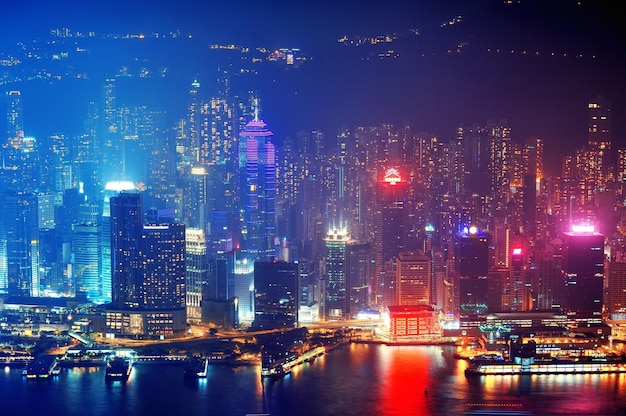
22 355 60 379
105 350 136 381
261 346 325 378
183 355 209 378
465 359 626 376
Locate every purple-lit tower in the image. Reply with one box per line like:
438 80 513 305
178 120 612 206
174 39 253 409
240 109 276 261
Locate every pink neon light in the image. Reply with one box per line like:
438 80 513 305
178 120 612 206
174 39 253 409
512 248 522 255
571 224 595 233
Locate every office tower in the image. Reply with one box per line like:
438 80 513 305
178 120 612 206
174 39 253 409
253 260 299 330
140 224 186 311
1 135 40 192
324 225 354 319
607 262 626 320
73 223 102 302
37 192 56 230
561 225 604 326
233 254 255 323
373 167 408 307
187 79 201 161
396 251 431 306
240 110 276 261
6 90 22 140
110 192 143 310
101 181 136 304
0 193 40 297
186 228 208 323
189 166 208 228
348 242 372 316
109 192 187 337
501 247 531 312
455 226 489 319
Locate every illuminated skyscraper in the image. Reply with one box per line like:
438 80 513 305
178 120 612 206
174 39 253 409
73 223 102 303
0 193 40 297
110 192 143 310
396 251 431 306
455 226 489 321
561 225 604 326
240 110 276 261
101 181 136 304
186 228 208 323
373 167 408 307
5 90 22 140
324 225 354 318
108 192 187 337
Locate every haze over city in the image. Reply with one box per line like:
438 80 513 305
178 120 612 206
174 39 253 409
2 2 626 415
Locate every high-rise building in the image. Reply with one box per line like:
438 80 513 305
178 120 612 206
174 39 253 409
607 261 626 320
396 251 431 306
561 225 604 326
110 192 144 310
324 225 354 319
373 167 408 307
455 226 489 320
240 111 276 261
101 181 136 305
108 192 187 337
6 90 23 140
73 223 102 303
186 228 208 323
0 193 40 297
253 260 299 329
347 242 372 316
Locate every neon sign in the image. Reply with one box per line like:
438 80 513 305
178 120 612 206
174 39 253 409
571 224 595 234
384 168 401 185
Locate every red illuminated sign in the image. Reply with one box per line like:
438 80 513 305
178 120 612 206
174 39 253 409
384 168 401 185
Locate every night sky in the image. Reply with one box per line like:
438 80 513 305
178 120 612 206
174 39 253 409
2 0 625 173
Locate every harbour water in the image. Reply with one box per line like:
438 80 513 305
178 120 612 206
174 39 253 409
2 344 625 416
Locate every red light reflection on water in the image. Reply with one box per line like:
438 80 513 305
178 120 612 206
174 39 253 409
376 345 432 415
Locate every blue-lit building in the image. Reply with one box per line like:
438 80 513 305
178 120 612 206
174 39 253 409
0 193 40 297
107 192 187 338
240 113 276 262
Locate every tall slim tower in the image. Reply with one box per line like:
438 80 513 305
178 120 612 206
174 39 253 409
6 90 23 140
561 225 604 326
186 228 208 323
373 167 408 307
0 193 40 297
110 192 143 309
455 226 489 320
240 108 276 261
324 225 354 319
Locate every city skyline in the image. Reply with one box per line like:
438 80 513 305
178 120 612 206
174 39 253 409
0 1 624 169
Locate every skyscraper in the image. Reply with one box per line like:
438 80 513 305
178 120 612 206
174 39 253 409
374 167 408 307
253 260 299 329
73 223 102 303
108 192 187 337
455 226 489 320
6 90 23 140
0 193 40 297
110 192 143 310
240 110 276 261
396 251 431 306
324 225 354 319
186 228 208 323
561 225 604 326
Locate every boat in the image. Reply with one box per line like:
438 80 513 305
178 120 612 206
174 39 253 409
22 355 60 379
465 358 626 376
183 355 209 378
105 355 134 381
